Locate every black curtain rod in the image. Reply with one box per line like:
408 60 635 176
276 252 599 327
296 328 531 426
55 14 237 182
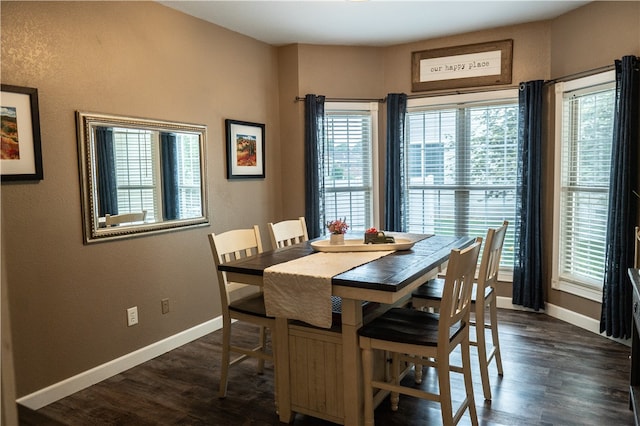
296 85 520 103
544 64 615 86
295 96 385 103
295 63 615 102
295 61 633 101
406 84 520 99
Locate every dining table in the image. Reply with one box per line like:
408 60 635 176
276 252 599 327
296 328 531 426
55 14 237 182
218 232 474 426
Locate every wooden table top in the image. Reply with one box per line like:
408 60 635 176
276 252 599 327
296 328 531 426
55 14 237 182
218 234 474 293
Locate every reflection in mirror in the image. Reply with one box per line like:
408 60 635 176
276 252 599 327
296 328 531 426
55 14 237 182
77 111 208 243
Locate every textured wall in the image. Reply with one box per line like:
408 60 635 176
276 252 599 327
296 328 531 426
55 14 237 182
1 1 280 396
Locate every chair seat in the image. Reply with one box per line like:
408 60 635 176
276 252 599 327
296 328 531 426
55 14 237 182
412 278 493 303
358 307 465 346
229 293 270 317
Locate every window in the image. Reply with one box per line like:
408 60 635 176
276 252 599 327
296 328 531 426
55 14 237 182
112 129 202 222
175 133 203 218
113 128 161 221
552 71 615 301
405 90 518 271
322 102 378 232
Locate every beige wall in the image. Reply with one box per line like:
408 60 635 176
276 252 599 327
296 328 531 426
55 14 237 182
2 0 639 402
378 21 552 301
382 20 551 94
1 1 281 396
546 1 640 319
277 45 304 219
277 44 386 220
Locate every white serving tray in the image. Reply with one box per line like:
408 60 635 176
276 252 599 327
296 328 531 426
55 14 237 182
310 238 416 252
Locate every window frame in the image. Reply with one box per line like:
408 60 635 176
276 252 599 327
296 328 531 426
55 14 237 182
112 127 162 222
322 101 379 232
406 89 518 280
551 70 616 302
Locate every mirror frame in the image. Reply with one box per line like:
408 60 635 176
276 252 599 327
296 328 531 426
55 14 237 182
76 111 209 243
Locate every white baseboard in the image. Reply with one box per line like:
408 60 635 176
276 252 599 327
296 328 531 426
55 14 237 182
497 296 630 346
17 316 223 410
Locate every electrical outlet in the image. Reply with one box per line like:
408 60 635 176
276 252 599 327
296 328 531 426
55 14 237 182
161 298 170 314
127 306 138 326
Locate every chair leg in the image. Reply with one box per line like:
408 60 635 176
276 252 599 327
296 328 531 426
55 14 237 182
219 317 232 398
475 305 492 401
461 336 479 426
257 325 266 374
270 325 279 414
489 299 504 376
390 352 400 411
437 350 453 426
362 343 375 426
414 361 424 384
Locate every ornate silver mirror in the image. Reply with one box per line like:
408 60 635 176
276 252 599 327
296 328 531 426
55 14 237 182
77 111 208 243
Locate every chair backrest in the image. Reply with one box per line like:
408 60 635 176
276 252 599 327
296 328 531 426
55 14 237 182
208 225 263 310
105 211 147 226
476 220 509 293
439 238 482 336
635 226 640 269
267 217 309 249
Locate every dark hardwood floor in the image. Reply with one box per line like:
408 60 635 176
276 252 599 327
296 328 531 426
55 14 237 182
19 309 634 425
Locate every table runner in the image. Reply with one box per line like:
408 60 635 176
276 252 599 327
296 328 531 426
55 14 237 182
263 251 392 328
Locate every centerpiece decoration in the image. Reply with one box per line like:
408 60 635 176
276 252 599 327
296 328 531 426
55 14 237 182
364 227 395 244
326 218 349 245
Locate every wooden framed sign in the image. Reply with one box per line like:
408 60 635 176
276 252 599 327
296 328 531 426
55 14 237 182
412 39 513 92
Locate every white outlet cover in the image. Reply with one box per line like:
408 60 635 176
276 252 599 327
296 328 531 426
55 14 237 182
127 307 138 326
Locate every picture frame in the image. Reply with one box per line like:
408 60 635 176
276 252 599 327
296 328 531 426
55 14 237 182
412 39 513 92
1 84 43 181
225 119 265 179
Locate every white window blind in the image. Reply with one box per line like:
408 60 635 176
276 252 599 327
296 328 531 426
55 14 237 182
323 103 378 232
406 91 518 269
175 133 202 219
113 128 161 221
553 72 615 298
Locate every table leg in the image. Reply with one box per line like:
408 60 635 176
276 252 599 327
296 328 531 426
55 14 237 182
275 317 293 423
341 298 364 426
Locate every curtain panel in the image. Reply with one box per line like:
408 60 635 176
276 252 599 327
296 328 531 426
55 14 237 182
304 94 325 238
601 55 640 339
512 80 545 311
384 93 407 231
96 126 118 217
161 132 180 221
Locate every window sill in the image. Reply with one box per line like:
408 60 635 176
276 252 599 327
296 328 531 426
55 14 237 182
552 279 602 303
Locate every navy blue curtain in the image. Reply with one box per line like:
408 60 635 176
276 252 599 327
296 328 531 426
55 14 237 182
385 93 407 232
161 132 180 220
600 55 640 339
95 127 118 217
512 80 544 311
304 94 325 238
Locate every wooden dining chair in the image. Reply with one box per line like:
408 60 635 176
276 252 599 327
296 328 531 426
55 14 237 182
359 238 482 426
105 210 147 226
267 216 309 249
208 226 277 402
411 221 508 401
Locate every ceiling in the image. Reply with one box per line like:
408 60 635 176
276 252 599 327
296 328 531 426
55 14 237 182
159 1 591 47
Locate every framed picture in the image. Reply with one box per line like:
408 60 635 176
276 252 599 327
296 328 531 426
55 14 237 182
412 39 513 92
1 84 43 181
225 119 265 179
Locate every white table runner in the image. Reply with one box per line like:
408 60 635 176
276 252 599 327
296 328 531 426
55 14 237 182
263 251 392 328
